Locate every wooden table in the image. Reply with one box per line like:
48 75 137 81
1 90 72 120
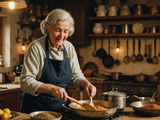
18 107 160 120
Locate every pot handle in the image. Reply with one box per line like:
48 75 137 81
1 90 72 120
125 96 129 99
62 104 71 110
133 95 139 99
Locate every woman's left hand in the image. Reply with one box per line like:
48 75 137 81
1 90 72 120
81 80 97 97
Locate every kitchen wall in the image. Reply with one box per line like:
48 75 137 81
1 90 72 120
0 6 32 67
79 0 160 75
1 0 160 76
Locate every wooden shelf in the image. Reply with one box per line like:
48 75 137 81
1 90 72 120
89 14 160 22
89 33 160 38
17 22 40 29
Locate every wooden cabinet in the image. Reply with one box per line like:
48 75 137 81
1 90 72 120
0 88 23 112
67 81 103 100
44 0 93 45
89 14 160 38
67 83 80 100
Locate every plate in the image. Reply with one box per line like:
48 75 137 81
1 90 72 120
132 23 144 33
10 111 20 120
83 62 98 73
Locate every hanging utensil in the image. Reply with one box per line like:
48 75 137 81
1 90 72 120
130 38 137 62
102 39 114 68
136 39 143 61
16 29 21 43
96 38 106 58
158 40 160 57
144 39 148 57
123 39 130 63
147 43 153 63
92 40 97 57
153 38 159 64
67 96 96 110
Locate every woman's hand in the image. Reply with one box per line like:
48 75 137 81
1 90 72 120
81 80 97 97
50 85 68 101
37 84 68 101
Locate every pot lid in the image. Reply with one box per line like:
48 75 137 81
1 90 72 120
103 91 126 97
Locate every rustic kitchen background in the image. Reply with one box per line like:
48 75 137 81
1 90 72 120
0 0 160 76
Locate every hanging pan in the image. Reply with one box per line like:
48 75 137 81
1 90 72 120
96 38 107 58
102 39 114 68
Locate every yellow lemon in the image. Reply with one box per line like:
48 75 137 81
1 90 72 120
0 109 3 115
1 113 9 119
3 108 11 115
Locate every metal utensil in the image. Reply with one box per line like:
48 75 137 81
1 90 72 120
16 29 21 43
147 43 153 63
144 39 148 57
123 39 130 63
153 39 159 64
92 40 97 57
136 39 143 61
158 40 160 57
67 96 96 110
131 39 137 62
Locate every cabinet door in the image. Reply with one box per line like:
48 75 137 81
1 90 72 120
48 0 91 45
83 83 103 100
67 84 80 100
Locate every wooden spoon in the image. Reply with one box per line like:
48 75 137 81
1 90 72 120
89 96 94 107
67 96 96 110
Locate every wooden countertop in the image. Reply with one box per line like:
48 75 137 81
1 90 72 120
18 107 160 120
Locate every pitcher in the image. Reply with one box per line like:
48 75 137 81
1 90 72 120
108 6 118 16
94 5 108 16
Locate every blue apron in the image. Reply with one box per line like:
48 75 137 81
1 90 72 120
21 35 72 114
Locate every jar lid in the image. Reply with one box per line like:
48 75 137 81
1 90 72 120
103 91 126 97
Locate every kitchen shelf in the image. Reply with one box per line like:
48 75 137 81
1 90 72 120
89 14 160 22
17 22 40 29
89 33 160 38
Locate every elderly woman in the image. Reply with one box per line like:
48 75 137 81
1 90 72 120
20 9 97 114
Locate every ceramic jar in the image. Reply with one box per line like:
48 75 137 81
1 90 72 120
108 6 118 16
93 23 103 34
94 5 108 16
120 5 131 16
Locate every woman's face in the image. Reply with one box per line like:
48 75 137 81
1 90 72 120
48 20 70 49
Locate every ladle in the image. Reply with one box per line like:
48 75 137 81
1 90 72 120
123 39 130 63
144 39 148 57
131 39 137 62
153 39 159 64
67 96 96 110
147 43 153 63
16 29 21 43
136 39 143 61
158 40 160 57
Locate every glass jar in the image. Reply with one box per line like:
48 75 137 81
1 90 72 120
92 23 103 34
0 55 4 67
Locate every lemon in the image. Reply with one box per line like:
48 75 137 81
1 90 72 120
3 108 11 114
1 113 9 119
0 109 3 115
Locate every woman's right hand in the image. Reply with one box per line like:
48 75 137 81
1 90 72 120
50 85 68 101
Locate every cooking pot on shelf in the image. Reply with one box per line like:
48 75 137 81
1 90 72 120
148 75 159 83
133 73 146 82
101 70 123 80
102 89 129 110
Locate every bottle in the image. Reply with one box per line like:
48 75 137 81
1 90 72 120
92 23 103 34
